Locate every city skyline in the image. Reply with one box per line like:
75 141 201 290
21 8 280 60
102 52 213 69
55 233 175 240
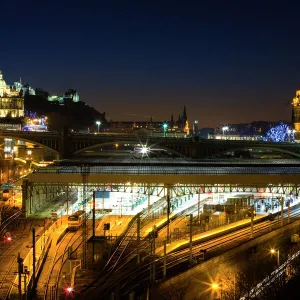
1 1 299 127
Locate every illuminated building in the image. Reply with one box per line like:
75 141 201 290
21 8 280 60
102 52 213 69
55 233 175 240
12 78 35 96
208 123 264 141
107 106 191 137
0 70 24 119
292 90 300 140
48 91 80 104
23 112 48 132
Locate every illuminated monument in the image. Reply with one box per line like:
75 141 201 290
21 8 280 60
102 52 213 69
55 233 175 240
48 90 80 104
292 90 300 139
0 70 24 119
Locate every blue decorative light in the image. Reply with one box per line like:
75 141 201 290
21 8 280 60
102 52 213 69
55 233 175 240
264 122 294 142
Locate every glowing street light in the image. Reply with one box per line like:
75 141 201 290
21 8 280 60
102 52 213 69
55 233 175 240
222 126 229 140
140 147 149 154
163 123 168 137
270 248 280 266
288 128 296 142
96 121 101 134
211 281 223 299
211 282 219 290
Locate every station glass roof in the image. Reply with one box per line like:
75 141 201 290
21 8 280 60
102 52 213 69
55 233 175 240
32 158 300 176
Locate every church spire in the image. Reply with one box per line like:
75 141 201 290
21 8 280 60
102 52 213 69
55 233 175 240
182 105 187 121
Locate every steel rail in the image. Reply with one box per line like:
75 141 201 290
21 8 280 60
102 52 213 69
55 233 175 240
120 209 300 296
43 232 77 300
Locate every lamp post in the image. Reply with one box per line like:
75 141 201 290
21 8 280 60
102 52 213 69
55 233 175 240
211 282 222 300
222 126 229 140
292 129 296 142
163 123 168 137
96 121 101 134
270 248 280 266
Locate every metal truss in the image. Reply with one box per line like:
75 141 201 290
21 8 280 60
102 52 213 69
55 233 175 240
26 182 300 204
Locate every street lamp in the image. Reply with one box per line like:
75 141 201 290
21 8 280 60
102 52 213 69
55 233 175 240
163 123 168 137
211 282 219 290
270 248 280 266
96 121 101 134
222 126 229 140
211 281 222 299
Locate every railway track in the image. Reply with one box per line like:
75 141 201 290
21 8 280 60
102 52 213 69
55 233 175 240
40 213 104 300
120 208 300 296
0 216 45 300
43 231 80 300
100 196 167 276
78 205 300 298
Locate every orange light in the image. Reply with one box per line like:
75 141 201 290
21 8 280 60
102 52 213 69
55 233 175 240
211 282 219 290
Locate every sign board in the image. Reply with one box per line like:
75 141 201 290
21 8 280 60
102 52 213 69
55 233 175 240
96 209 112 214
95 191 110 199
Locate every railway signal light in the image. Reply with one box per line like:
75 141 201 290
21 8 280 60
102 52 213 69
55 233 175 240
4 233 12 243
65 286 73 294
104 223 110 230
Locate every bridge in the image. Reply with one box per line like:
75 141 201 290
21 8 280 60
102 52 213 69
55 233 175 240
1 130 300 159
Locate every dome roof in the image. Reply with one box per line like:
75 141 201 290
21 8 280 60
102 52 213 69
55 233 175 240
0 70 8 96
0 77 7 88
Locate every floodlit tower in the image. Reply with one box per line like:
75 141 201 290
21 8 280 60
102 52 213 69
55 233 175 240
292 90 300 140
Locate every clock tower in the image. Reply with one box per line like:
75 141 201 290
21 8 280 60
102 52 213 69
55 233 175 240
292 90 300 133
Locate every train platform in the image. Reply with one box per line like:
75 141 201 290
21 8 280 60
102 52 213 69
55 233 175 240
32 216 68 298
10 215 68 297
255 196 300 215
155 215 265 256
95 214 134 237
140 196 203 236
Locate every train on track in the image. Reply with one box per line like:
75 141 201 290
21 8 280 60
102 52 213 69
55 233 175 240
68 210 85 230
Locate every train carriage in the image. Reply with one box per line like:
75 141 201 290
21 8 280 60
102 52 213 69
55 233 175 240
68 210 85 231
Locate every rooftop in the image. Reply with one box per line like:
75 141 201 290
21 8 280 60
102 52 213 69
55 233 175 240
31 158 300 176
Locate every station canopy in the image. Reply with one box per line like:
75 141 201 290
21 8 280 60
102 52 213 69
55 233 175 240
26 158 300 185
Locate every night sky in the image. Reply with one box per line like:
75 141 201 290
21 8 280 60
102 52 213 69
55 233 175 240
1 1 300 127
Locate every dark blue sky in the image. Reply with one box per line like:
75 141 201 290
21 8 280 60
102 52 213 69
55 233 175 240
1 1 300 127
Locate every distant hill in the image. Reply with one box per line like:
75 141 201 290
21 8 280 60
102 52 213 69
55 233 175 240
24 89 107 131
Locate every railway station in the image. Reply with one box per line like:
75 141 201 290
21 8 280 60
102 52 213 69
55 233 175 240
4 157 300 299
22 158 300 218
